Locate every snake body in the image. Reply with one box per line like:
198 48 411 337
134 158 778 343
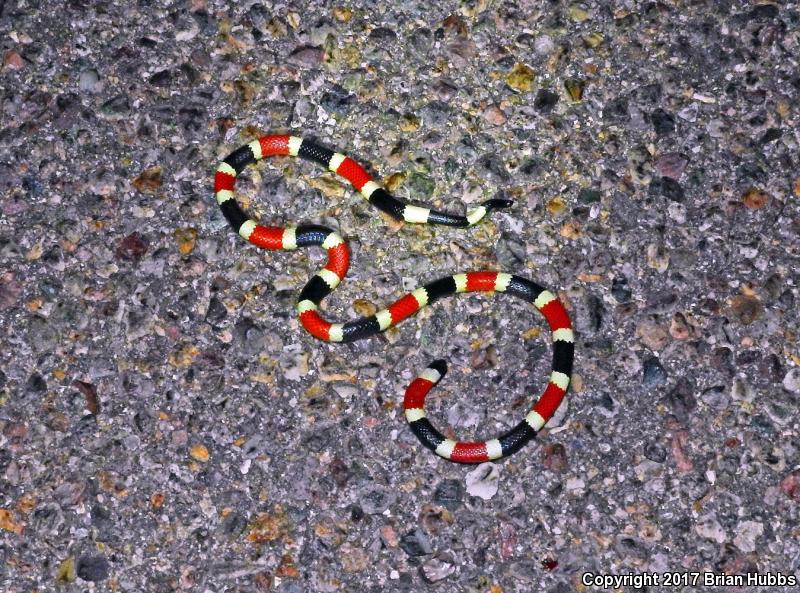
215 134 574 463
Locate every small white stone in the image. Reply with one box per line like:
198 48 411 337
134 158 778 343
534 34 555 55
733 521 763 553
695 513 726 544
466 463 500 500
667 203 686 224
782 368 800 394
566 477 585 493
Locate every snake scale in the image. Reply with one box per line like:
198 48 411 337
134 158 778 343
214 134 574 463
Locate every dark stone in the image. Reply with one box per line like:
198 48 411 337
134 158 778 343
22 173 44 196
400 528 432 557
349 504 364 521
329 456 351 488
598 392 615 411
587 294 605 331
409 27 433 54
642 356 668 388
149 69 172 86
433 479 465 510
534 89 559 112
76 555 109 582
752 414 775 435
604 96 629 122
519 157 545 177
91 505 114 532
115 232 148 262
737 161 767 183
759 128 781 144
577 188 601 204
615 537 648 559
748 4 778 20
205 297 227 325
664 377 696 423
320 85 355 115
358 485 397 514
26 372 47 393
649 176 684 201
368 27 398 43
758 353 783 383
178 104 205 132
611 276 632 303
420 100 452 127
710 346 734 376
737 350 760 365
637 83 662 103
475 153 510 182
644 442 667 463
651 108 675 135
220 512 247 537
100 94 130 118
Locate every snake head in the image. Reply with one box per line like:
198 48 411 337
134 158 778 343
483 197 514 210
465 197 514 226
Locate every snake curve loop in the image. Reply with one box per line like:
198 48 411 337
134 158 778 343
214 134 574 463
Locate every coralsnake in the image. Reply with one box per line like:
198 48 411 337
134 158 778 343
214 134 574 463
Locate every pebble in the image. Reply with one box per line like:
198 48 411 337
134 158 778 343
611 276 632 303
541 443 568 472
399 528 432 557
677 103 698 122
506 62 535 93
728 294 762 325
534 89 559 112
3 50 24 70
78 69 99 92
642 356 668 388
700 385 729 410
664 378 696 424
287 45 324 65
205 297 227 325
741 188 769 209
482 104 507 126
421 556 455 583
733 521 763 553
651 109 675 135
76 555 109 582
781 472 800 502
189 444 209 462
358 485 397 515
636 320 669 351
99 94 130 119
0 275 22 309
320 85 355 115
533 35 554 56
644 442 667 463
695 514 726 544
433 479 465 510
783 369 800 394
564 78 585 102
654 153 688 179
465 463 500 500
577 188 601 204
339 543 370 572
115 232 148 263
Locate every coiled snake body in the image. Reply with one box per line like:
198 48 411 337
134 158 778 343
215 134 574 463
